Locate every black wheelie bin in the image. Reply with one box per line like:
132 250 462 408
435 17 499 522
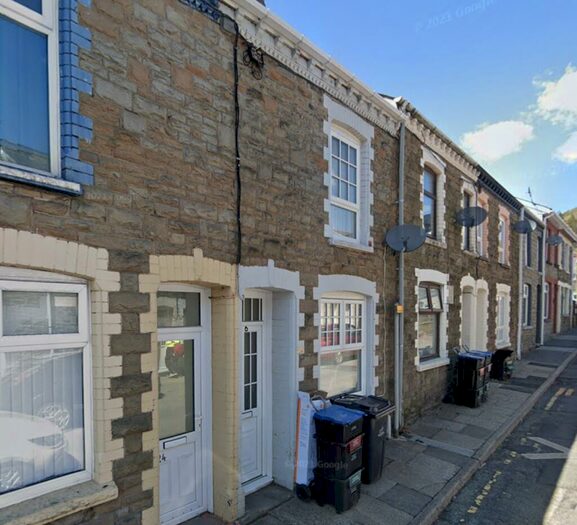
332 395 394 484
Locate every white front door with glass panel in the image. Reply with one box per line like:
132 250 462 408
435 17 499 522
157 287 211 525
240 295 271 492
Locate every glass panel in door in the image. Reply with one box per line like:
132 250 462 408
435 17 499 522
158 337 204 524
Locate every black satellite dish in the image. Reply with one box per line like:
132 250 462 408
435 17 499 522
513 219 537 234
385 224 427 253
547 234 563 246
455 206 488 228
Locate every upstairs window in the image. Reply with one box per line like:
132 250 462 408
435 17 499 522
463 192 473 252
0 0 59 175
525 232 532 267
498 218 507 264
423 169 437 238
330 134 359 240
538 235 544 272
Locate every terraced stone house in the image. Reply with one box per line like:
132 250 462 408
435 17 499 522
0 0 546 524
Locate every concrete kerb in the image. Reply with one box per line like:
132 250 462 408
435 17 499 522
410 350 577 525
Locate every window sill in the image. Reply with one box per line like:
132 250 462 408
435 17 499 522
416 356 450 372
498 262 511 269
425 237 446 249
523 325 533 331
463 249 479 258
329 238 374 253
496 340 511 350
0 164 82 196
0 481 118 525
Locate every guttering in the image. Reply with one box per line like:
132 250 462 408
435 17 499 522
545 212 577 244
395 98 481 176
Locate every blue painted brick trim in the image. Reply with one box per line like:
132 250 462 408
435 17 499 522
59 0 94 186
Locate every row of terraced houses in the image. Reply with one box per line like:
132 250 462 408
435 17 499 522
0 0 575 524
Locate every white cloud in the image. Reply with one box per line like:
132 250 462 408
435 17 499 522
553 132 577 164
461 120 535 163
536 65 577 127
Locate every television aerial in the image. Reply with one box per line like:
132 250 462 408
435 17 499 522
385 224 427 253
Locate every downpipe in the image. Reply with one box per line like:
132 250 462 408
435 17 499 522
394 122 406 434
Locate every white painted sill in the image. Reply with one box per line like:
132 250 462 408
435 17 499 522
0 163 82 195
425 238 447 249
329 238 374 253
416 356 450 372
495 340 511 350
0 481 118 525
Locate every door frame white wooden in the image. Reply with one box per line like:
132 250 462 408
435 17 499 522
158 284 213 522
239 290 273 495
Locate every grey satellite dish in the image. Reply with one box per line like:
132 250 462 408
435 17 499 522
385 224 427 253
455 206 488 228
547 234 563 246
513 219 537 234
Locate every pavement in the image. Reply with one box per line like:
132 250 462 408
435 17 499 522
437 337 577 525
188 330 577 525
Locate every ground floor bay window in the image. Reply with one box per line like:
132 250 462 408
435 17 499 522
0 276 91 506
319 297 365 397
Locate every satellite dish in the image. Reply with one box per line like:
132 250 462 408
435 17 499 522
513 219 537 234
547 234 562 246
385 224 427 253
455 206 488 228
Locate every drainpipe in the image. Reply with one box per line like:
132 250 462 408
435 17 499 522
516 207 525 360
394 122 406 434
540 215 548 346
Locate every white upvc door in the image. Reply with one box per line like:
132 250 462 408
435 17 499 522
158 286 212 525
240 293 272 494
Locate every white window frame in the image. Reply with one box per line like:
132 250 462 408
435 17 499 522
462 191 474 251
329 128 361 243
0 278 92 508
319 295 366 396
414 269 449 372
0 0 61 176
323 95 374 252
544 282 550 320
522 283 531 327
476 211 485 256
496 284 511 348
498 217 507 264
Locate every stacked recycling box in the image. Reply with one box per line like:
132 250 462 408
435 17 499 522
455 351 492 408
313 405 364 513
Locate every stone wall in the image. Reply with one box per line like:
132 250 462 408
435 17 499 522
401 129 520 421
521 225 544 353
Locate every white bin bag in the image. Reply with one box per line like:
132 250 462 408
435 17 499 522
294 391 330 486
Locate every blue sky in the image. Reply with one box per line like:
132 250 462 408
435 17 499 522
267 0 577 213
